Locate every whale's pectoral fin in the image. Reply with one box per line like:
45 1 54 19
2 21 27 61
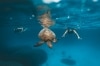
34 41 44 47
47 41 52 48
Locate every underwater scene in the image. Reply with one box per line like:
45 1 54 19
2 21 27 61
0 0 100 66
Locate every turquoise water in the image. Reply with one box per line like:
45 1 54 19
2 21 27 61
0 0 100 66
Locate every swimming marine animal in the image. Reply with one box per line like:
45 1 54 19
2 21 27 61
34 28 57 48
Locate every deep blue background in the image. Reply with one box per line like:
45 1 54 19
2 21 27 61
0 0 100 66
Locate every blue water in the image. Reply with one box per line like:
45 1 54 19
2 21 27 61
0 0 100 66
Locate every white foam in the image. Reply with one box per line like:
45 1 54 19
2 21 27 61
42 0 61 4
53 0 61 3
42 0 53 4
92 0 98 2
